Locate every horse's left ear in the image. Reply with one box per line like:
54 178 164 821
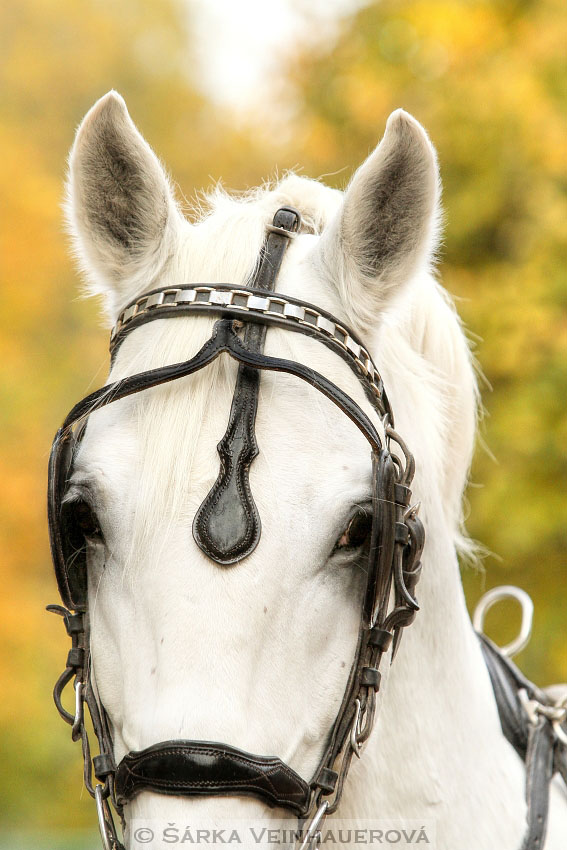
316 109 440 329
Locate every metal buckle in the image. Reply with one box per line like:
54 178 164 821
473 585 534 658
297 801 329 850
350 698 364 758
519 688 567 746
266 223 298 238
350 689 377 759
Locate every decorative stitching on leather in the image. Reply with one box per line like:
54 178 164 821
120 745 306 780
193 225 289 564
118 746 308 802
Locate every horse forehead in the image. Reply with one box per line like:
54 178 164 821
73 389 371 565
78 375 369 485
75 247 376 511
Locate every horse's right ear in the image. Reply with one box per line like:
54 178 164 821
66 91 183 322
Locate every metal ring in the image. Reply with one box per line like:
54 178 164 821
297 801 329 850
95 785 113 850
473 585 534 658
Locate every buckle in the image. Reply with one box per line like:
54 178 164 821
519 688 567 746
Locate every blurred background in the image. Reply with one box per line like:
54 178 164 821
1 0 565 845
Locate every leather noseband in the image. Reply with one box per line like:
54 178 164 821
114 741 311 813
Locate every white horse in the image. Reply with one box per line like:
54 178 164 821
64 92 566 849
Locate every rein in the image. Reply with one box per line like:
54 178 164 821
47 209 566 850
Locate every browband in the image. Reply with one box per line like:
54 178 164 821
110 285 390 419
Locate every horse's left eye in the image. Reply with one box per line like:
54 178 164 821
334 508 372 552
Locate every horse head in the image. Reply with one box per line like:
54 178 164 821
56 91 481 848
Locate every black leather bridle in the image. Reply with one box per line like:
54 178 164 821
47 208 424 848
47 208 566 850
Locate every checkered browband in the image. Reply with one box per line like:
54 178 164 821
110 283 388 415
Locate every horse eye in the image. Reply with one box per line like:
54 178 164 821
334 508 372 553
74 500 101 540
63 496 102 543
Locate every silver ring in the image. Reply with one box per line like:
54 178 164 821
297 801 329 850
95 785 113 850
473 585 534 658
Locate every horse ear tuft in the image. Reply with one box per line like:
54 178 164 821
316 110 441 330
65 91 183 322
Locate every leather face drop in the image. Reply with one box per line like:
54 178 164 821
192 207 301 565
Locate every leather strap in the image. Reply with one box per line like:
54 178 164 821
479 634 567 850
479 634 548 761
520 718 555 850
193 207 301 564
49 319 383 610
114 740 311 814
